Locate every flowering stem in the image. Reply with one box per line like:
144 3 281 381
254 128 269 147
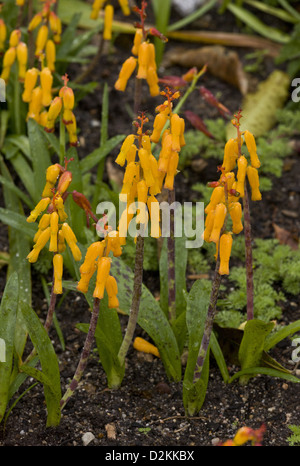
117 232 144 367
134 77 142 117
60 297 101 410
242 184 254 320
167 188 176 322
193 256 222 383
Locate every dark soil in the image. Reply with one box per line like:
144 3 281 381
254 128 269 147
1 1 300 448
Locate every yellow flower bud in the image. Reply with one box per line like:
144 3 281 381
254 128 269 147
118 207 134 243
28 13 42 32
137 41 150 80
146 66 160 97
90 0 106 19
205 186 225 214
93 257 111 299
35 25 48 57
244 130 260 168
219 233 233 275
40 67 53 107
137 179 148 205
106 274 119 308
3 47 16 68
34 212 51 242
22 68 39 102
47 96 62 121
229 201 243 234
49 211 59 252
209 203 227 243
0 19 7 51
9 29 20 48
58 230 66 253
27 86 43 121
232 427 253 446
179 117 186 148
27 197 51 223
57 170 72 195
118 0 130 16
131 28 143 55
103 4 114 41
138 148 155 187
158 133 173 172
164 151 179 190
16 41 27 81
34 226 51 251
246 166 262 201
61 223 82 261
203 209 215 242
54 195 68 222
46 39 56 72
0 66 11 83
147 195 161 238
236 155 248 198
151 112 168 143
115 134 135 166
53 253 63 294
114 56 137 92
60 85 74 110
222 138 239 173
107 231 123 257
27 248 41 263
148 154 161 195
80 241 105 275
77 266 96 293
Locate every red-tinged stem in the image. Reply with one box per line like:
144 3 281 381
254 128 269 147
60 297 101 410
242 184 254 320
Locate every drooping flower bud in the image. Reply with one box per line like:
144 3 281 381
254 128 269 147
16 41 27 81
131 28 143 55
244 130 260 168
27 197 51 222
236 155 248 198
105 275 119 308
164 151 179 190
114 56 137 92
222 138 239 173
103 4 114 41
40 67 53 107
0 19 7 51
246 166 262 201
115 134 135 166
90 0 106 19
118 0 130 16
61 222 82 261
93 256 111 299
57 170 72 195
46 39 56 72
22 67 39 102
28 13 42 32
9 29 21 48
219 232 233 275
229 201 243 234
35 24 48 57
136 41 150 80
80 241 105 275
205 186 225 214
27 86 43 121
151 112 168 143
53 253 63 294
209 203 227 243
49 211 59 252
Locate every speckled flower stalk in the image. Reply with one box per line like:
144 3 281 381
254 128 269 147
60 298 100 410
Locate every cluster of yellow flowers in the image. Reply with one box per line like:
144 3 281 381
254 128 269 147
114 90 185 242
26 161 82 295
90 0 130 41
114 27 160 97
0 29 27 82
28 0 61 58
77 230 122 308
203 126 262 276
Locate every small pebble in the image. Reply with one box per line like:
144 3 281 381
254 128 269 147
82 432 95 446
211 437 220 446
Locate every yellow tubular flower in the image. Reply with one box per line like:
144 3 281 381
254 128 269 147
219 233 233 275
209 203 227 243
170 113 182 152
138 148 155 187
246 166 262 201
137 41 150 80
108 231 123 257
61 222 82 261
103 4 114 41
205 186 225 214
27 197 51 222
80 241 105 275
93 257 111 299
147 195 161 238
58 230 66 253
27 227 51 263
35 25 48 57
34 213 51 242
203 209 215 242
131 28 143 55
77 266 96 293
57 170 72 195
90 0 106 19
46 39 56 72
151 112 168 143
116 134 135 166
229 201 243 234
27 86 43 121
28 13 42 32
22 68 39 102
9 29 20 48
105 275 119 308
46 96 62 127
53 253 63 294
46 164 61 185
244 130 260 168
222 138 239 173
3 46 16 68
137 179 148 205
0 19 7 51
118 0 130 16
0 66 11 83
114 56 137 92
148 154 161 195
179 118 186 148
146 66 160 97
40 67 53 107
158 133 172 173
49 211 59 252
16 41 27 81
236 155 248 198
55 195 68 222
164 151 179 190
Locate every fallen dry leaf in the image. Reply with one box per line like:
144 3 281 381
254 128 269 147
163 45 248 94
273 223 299 250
